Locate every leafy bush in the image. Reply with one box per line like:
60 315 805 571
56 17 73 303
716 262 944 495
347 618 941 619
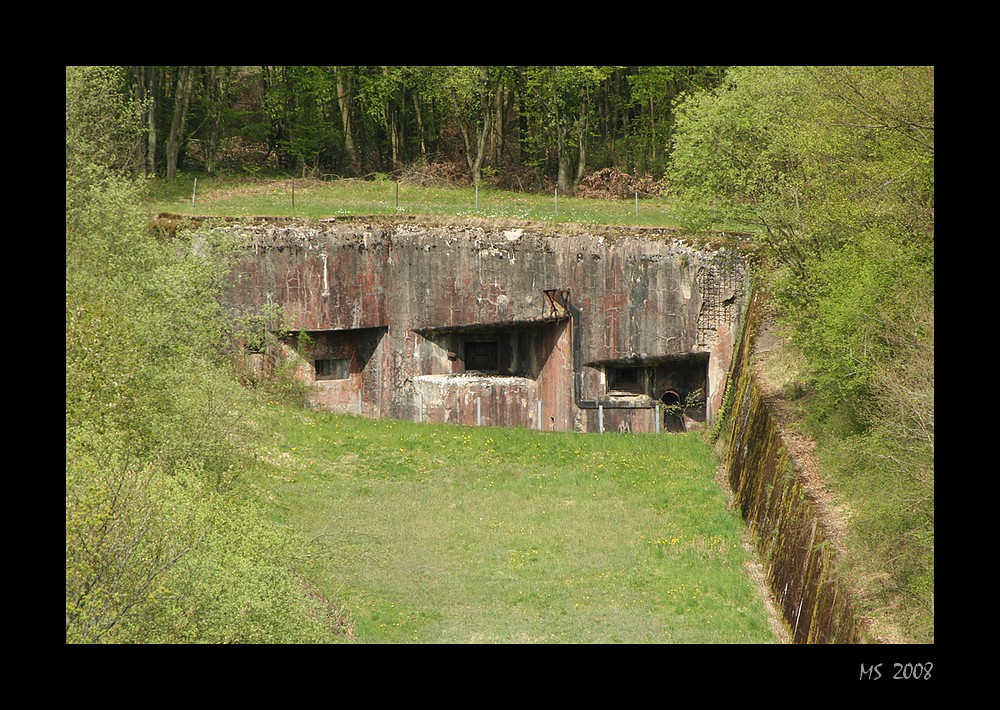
67 68 346 643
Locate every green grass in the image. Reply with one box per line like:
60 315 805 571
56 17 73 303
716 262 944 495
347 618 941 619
142 172 690 228
248 406 781 644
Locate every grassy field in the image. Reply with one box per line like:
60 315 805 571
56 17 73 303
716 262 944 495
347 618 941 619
249 405 782 644
143 172 692 228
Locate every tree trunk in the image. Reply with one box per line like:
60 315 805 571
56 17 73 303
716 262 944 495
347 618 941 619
165 66 196 181
386 100 400 172
472 76 498 184
132 67 158 177
412 92 427 157
557 116 572 194
148 68 158 176
335 66 362 176
575 89 589 184
602 70 617 167
204 66 230 176
455 114 475 174
649 95 656 171
471 110 491 185
131 67 147 177
450 98 485 184
390 114 400 171
489 82 505 166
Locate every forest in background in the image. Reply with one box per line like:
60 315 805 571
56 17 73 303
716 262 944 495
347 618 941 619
119 66 726 190
66 66 933 643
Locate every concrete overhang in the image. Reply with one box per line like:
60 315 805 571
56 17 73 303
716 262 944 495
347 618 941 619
413 316 568 335
585 351 709 367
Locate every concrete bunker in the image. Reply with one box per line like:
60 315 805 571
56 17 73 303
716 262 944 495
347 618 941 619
217 217 747 434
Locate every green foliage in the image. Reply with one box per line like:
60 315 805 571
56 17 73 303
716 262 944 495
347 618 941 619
66 425 202 643
668 67 815 238
117 490 340 643
661 388 704 419
625 66 727 175
67 70 345 643
66 66 143 176
261 66 345 176
226 301 286 354
88 66 733 187
670 66 933 641
669 66 933 278
783 234 933 427
669 65 934 423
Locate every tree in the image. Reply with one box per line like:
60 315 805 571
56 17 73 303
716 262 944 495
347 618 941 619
66 66 142 178
131 66 158 177
107 65 737 185
406 66 447 161
359 66 416 173
626 66 726 176
444 66 512 185
165 66 197 181
522 66 616 193
198 66 235 175
334 66 363 176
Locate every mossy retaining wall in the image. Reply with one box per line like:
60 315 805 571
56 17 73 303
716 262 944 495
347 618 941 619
722 288 865 644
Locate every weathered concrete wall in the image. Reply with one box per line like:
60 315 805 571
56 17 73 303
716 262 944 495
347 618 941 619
722 287 865 643
215 216 746 433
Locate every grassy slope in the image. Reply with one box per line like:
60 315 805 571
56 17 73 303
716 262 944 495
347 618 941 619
250 408 781 644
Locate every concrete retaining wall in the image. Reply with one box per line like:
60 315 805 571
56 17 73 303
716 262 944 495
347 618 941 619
722 288 865 643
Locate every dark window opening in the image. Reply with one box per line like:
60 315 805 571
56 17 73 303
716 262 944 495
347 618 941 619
608 367 646 395
418 322 560 379
466 341 499 371
315 357 350 380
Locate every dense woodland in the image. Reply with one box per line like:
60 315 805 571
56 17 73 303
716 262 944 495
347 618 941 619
66 66 934 643
120 66 726 189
